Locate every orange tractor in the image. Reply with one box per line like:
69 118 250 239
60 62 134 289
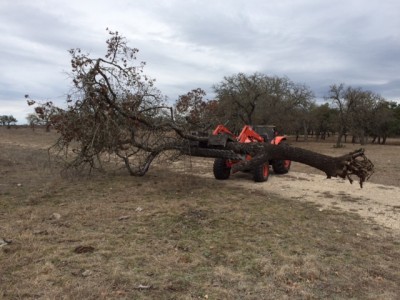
208 125 291 182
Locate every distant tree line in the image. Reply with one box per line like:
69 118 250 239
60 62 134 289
175 73 400 147
27 72 400 147
0 115 17 128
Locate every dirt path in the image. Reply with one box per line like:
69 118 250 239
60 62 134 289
226 171 400 232
174 159 400 233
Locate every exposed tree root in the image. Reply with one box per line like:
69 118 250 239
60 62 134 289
335 149 374 187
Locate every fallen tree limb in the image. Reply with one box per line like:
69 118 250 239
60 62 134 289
188 141 374 188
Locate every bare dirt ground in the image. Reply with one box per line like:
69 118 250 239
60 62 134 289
1 128 399 299
174 138 400 233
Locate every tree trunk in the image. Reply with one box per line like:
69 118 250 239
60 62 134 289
303 120 308 141
336 130 344 148
360 131 366 145
187 141 374 188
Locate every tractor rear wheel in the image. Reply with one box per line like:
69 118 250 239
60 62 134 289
213 158 231 180
253 163 269 182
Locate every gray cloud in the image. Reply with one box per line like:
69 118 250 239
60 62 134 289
0 0 399 124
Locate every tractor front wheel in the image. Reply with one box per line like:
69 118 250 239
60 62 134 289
272 159 291 174
253 163 269 182
213 158 231 180
272 140 291 174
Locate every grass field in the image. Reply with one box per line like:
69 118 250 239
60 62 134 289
1 128 399 299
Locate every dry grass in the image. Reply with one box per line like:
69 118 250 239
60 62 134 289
1 128 400 299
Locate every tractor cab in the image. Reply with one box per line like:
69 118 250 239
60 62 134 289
252 125 277 142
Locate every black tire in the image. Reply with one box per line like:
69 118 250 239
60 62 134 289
272 159 291 174
213 158 231 180
272 140 291 174
253 163 269 182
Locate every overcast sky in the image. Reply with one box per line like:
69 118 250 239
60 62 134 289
1 0 399 124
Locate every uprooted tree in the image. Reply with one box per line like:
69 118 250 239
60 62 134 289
27 30 374 187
